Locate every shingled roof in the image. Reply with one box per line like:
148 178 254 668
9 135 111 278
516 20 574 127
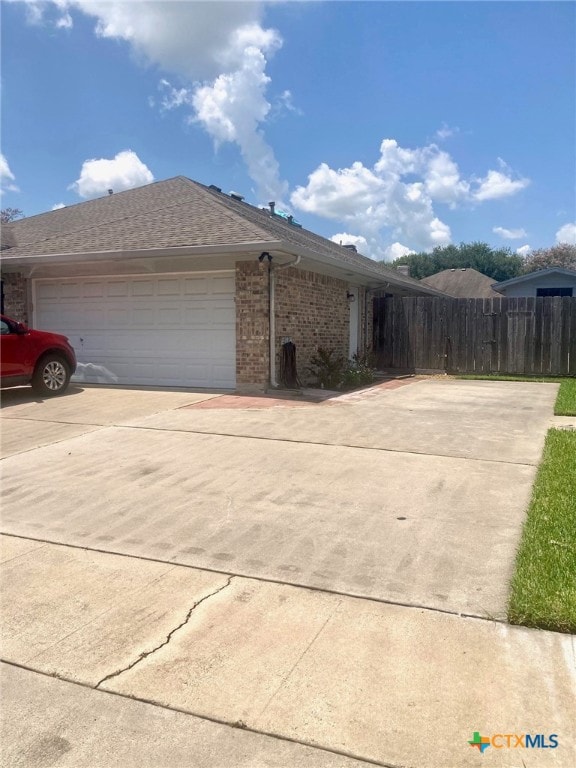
420 267 501 298
0 176 445 296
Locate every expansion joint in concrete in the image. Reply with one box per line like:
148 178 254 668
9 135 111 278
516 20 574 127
95 575 235 689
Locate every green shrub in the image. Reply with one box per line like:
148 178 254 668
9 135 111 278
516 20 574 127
306 349 377 391
341 354 377 390
306 348 346 389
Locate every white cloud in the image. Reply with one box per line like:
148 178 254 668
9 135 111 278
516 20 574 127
292 140 454 254
385 242 415 260
70 150 154 199
192 38 288 202
423 149 470 206
556 222 576 245
292 161 386 221
330 232 414 262
71 1 265 81
156 79 193 112
493 226 527 240
8 0 72 27
473 160 530 201
0 154 16 182
293 138 530 258
0 153 20 194
54 5 72 29
516 245 532 257
277 89 301 116
330 233 369 252
435 123 460 141
52 202 66 210
17 1 288 202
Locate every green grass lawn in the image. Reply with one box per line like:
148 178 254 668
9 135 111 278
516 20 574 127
508 429 576 634
456 374 576 631
456 375 576 416
554 378 576 416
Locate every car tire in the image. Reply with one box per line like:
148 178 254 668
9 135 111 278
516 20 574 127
32 355 71 396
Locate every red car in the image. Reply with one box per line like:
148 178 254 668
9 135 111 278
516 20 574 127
0 314 77 396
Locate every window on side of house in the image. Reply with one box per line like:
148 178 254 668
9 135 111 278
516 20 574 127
536 287 573 297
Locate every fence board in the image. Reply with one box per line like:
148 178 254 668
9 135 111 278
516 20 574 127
374 296 576 376
559 297 571 375
541 299 552 374
570 297 576 375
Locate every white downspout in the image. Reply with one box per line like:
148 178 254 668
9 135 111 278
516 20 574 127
269 254 301 388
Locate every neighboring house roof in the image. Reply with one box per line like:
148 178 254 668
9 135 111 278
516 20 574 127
0 176 446 297
420 267 500 298
492 267 576 293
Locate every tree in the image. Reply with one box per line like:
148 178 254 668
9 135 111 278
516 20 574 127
521 243 576 273
389 242 523 282
1 207 24 223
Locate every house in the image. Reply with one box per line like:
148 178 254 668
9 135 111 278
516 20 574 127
420 267 501 298
0 176 445 391
492 268 576 298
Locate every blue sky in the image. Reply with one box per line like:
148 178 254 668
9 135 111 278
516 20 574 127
1 1 575 260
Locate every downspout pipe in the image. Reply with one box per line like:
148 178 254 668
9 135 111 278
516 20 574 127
269 254 301 388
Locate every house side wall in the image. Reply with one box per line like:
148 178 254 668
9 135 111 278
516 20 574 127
1 272 28 323
274 267 351 386
502 273 576 297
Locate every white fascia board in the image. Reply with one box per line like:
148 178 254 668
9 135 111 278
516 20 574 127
494 267 576 289
0 241 283 270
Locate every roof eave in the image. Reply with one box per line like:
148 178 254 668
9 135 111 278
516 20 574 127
493 267 576 290
0 237 448 297
0 241 283 270
272 241 449 296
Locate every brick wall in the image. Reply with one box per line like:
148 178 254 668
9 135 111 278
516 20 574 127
236 261 373 389
235 261 269 389
274 267 351 386
1 272 28 323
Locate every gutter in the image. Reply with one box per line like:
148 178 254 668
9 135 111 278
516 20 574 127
0 241 284 270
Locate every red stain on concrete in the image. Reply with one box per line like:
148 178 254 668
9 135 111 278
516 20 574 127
181 376 422 410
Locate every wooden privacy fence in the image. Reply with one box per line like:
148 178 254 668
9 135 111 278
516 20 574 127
373 296 576 375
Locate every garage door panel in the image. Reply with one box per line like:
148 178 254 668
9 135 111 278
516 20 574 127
34 274 236 388
212 304 236 326
107 281 130 298
83 283 105 298
157 307 182 325
183 278 208 295
36 283 59 300
61 283 82 299
107 309 131 326
157 279 181 296
132 281 154 297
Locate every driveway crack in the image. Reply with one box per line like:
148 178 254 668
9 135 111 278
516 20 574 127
95 575 234 689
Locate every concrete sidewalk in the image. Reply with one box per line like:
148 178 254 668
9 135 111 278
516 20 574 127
1 664 366 768
1 537 575 768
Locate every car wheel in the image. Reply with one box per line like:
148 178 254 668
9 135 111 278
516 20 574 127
32 355 71 396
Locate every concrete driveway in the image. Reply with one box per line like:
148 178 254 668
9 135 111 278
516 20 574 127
0 379 556 617
2 379 575 768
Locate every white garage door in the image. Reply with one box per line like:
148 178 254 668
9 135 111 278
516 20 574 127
33 273 236 388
